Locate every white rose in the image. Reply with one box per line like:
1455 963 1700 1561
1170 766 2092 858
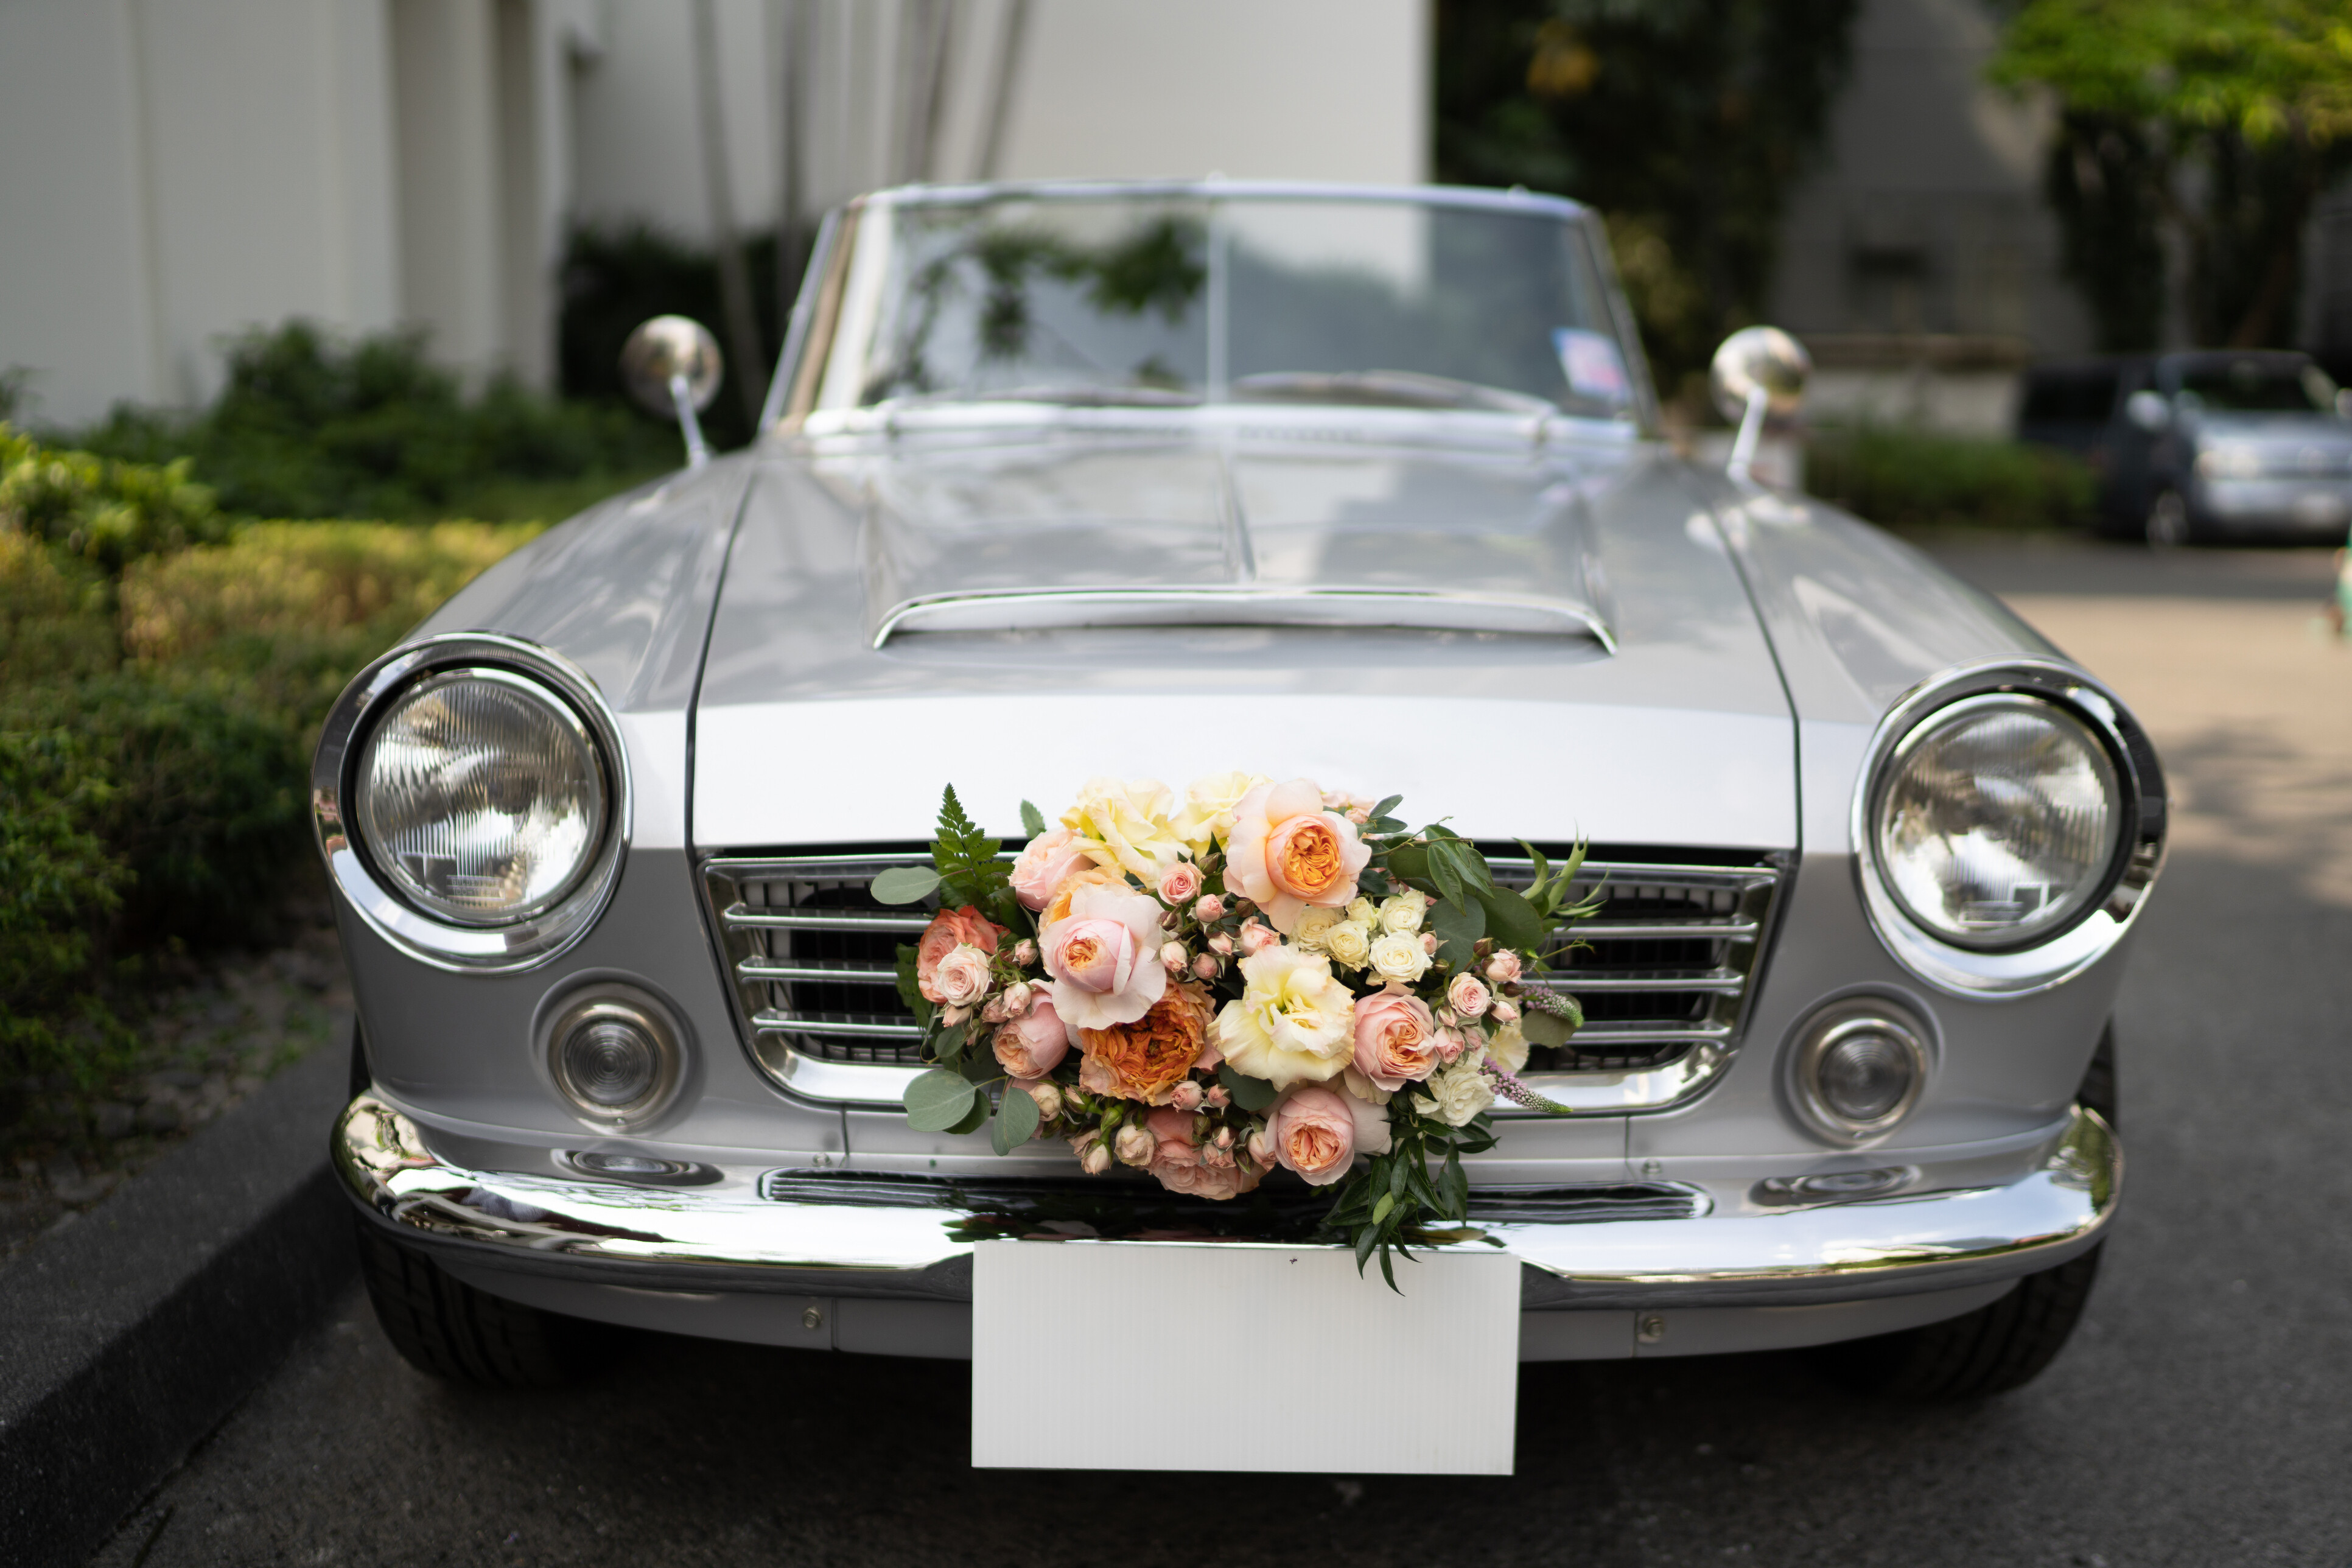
1291 905 1345 954
1379 890 1429 935
1171 769 1272 855
1486 1018 1529 1076
1213 945 1357 1091
933 943 992 1009
1368 931 1430 986
1323 920 1373 970
1412 1055 1496 1127
1062 777 1188 880
1346 897 1378 926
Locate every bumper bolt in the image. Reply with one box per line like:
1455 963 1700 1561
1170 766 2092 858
802 1306 824 1331
1638 1314 1666 1344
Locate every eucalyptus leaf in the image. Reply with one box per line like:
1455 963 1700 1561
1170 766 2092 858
947 1096 992 1136
1476 884 1545 953
1522 1006 1577 1047
1020 799 1048 837
1383 841 1433 892
1426 844 1465 906
870 865 942 905
1430 895 1485 960
1370 794 1403 822
903 1069 979 1132
1216 1063 1279 1113
990 1083 1040 1154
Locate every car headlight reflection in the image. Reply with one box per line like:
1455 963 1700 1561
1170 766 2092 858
1871 694 2122 951
355 668 608 926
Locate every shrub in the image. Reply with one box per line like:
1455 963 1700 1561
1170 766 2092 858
1805 424 2096 531
67 322 673 520
0 726 131 1088
1 528 117 685
1 422 226 570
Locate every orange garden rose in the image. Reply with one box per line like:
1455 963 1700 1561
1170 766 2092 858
1077 981 1217 1106
915 906 1005 1004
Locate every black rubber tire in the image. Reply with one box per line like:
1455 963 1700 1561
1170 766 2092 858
354 1220 603 1387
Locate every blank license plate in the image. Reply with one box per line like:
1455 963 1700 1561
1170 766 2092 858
971 1241 1521 1474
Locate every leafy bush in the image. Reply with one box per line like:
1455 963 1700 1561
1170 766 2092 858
67 321 673 520
1 422 226 570
0 726 131 1088
1 528 117 685
1806 424 2096 531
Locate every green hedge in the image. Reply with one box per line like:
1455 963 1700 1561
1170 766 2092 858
1805 424 2096 532
2 428 542 1088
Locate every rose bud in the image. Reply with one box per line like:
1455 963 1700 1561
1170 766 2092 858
1491 997 1521 1025
1347 807 1370 825
1208 932 1234 957
1160 940 1189 975
1239 921 1278 956
1192 953 1221 982
1012 939 1038 967
1204 1085 1231 1111
1485 950 1524 985
1202 1141 1237 1169
1114 1122 1156 1167
1437 1027 1466 1063
1020 1079 1063 1123
1169 1080 1204 1111
1247 1126 1278 1168
1213 1125 1236 1149
979 992 1010 1024
1420 932 1439 954
1193 894 1225 922
1079 1138 1114 1175
1447 973 1493 1020
1158 862 1203 905
1000 981 1034 1018
942 1004 971 1026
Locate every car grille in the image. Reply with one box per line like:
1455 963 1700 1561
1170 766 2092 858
701 845 1783 1109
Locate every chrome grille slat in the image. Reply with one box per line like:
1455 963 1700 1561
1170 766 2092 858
701 843 1785 1109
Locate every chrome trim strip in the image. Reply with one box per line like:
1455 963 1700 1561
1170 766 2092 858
311 633 632 975
870 587 1617 652
1850 658 2168 999
335 1096 2118 1311
752 1012 925 1040
723 906 936 934
737 959 901 984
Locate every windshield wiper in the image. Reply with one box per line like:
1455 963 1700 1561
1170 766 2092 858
1228 369 1555 416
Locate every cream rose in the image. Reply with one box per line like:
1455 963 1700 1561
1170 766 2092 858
1323 920 1373 970
1009 826 1096 912
1291 906 1345 953
1347 897 1378 925
1351 982 1441 1091
1223 779 1373 934
1486 1018 1530 1076
1171 770 1271 855
1040 882 1169 1031
1368 931 1431 985
1413 1053 1497 1127
1378 890 1429 935
1062 777 1188 880
933 943 993 1009
1212 944 1356 1091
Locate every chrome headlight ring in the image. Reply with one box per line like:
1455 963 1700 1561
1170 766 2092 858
1852 659 2166 999
313 632 632 973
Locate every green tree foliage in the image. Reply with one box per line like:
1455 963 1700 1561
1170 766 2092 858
1994 0 2352 349
1436 0 1863 397
1 423 225 572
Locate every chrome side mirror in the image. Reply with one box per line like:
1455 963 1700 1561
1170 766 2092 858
621 316 724 468
2125 390 2171 432
1709 326 1810 482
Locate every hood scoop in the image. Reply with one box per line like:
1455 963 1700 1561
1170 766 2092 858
860 438 1614 650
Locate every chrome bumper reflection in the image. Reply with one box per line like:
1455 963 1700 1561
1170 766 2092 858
333 1096 2119 1309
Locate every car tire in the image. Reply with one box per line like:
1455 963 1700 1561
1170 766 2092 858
354 1221 606 1387
2145 488 2191 547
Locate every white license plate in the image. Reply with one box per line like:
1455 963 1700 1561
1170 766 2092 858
971 1240 1521 1473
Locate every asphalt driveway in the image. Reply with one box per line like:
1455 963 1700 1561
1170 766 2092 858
89 532 2352 1568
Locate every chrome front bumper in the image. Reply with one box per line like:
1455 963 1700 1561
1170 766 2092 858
334 1096 2120 1311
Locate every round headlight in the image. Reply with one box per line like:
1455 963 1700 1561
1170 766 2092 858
1871 694 2123 951
355 668 607 926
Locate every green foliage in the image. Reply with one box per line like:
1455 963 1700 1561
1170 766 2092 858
1324 1100 1497 1290
0 726 131 1087
1807 425 2097 531
931 785 1016 923
1435 0 1864 395
1992 0 2352 348
1 423 226 572
1 530 118 685
66 321 673 520
904 1068 981 1133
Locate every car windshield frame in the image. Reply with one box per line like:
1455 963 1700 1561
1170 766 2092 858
777 181 1658 433
2166 354 2341 416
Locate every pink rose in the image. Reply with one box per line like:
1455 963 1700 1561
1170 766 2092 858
1239 920 1277 956
1013 939 1038 967
1158 862 1203 905
1351 982 1442 1091
917 906 1005 1003
1205 1085 1231 1110
1145 1106 1202 1167
1269 1085 1367 1186
1208 932 1235 957
1010 827 1095 912
1421 932 1439 954
1200 1140 1237 1170
1167 1079 1203 1111
1040 883 1169 1031
1150 1158 1262 1200
1159 940 1188 975
993 996 1069 1078
1446 973 1492 1020
1491 997 1521 1025
934 944 993 1009
1246 1126 1278 1169
1485 950 1523 985
1437 1027 1467 1064
1223 779 1373 934
1191 953 1220 982
1194 894 1225 922
999 981 1034 1018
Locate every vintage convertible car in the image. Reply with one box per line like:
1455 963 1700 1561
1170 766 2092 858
324 181 2157 1404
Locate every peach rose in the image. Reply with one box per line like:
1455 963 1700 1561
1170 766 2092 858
1267 1085 1364 1186
917 906 1005 1004
1446 973 1492 1020
1010 827 1096 912
1016 1078 1063 1123
1145 1105 1202 1167
1351 982 1442 1091
993 996 1069 1078
1485 950 1523 985
1040 866 1125 928
1077 981 1216 1106
1041 882 1169 1030
1150 1158 1263 1200
1225 779 1372 933
933 944 992 1009
1239 920 1278 956
1158 862 1203 905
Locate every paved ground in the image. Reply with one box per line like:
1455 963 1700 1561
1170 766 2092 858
89 534 2352 1568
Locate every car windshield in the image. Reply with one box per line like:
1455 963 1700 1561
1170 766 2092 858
2175 357 2339 414
828 193 1639 421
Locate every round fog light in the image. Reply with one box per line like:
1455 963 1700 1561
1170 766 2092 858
546 993 681 1125
1790 1003 1928 1143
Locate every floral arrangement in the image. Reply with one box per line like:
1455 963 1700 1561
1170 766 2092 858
873 775 1598 1280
